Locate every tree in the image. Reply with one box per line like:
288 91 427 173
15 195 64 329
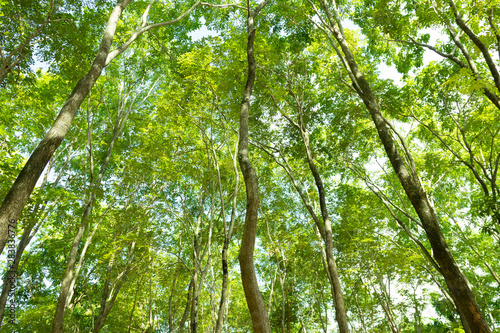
236 0 272 331
2 0 500 331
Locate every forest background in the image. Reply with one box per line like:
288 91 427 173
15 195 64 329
1 0 500 332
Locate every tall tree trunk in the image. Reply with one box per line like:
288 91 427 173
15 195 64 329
373 277 400 333
280 263 287 333
127 274 145 333
168 241 183 333
179 279 193 333
214 138 239 333
298 114 349 333
315 1 491 331
267 95 350 331
190 193 207 333
93 237 137 333
190 266 199 333
237 1 271 332
51 75 135 332
0 148 73 325
0 0 133 257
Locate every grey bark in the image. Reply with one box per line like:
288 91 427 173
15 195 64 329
214 139 239 333
314 0 491 331
51 79 132 332
0 145 74 325
0 0 133 258
237 1 271 332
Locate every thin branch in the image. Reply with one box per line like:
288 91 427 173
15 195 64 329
200 2 246 10
105 1 202 65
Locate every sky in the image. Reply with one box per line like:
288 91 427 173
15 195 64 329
186 19 444 88
26 15 446 325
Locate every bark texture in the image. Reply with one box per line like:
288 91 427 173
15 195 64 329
237 1 271 332
0 0 133 257
316 1 491 331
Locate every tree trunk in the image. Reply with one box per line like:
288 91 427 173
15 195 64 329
237 1 271 332
179 279 193 333
93 237 137 333
0 0 133 257
298 116 349 333
0 150 73 325
168 243 183 333
190 268 199 333
317 2 491 331
214 138 239 333
0 219 35 326
271 91 350 331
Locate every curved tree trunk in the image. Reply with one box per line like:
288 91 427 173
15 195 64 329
315 1 491 331
214 139 239 333
179 279 193 333
298 116 349 333
267 84 350 331
237 1 271 332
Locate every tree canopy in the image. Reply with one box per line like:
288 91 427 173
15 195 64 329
1 0 500 332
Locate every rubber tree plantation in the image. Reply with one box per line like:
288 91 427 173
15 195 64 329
1 0 500 332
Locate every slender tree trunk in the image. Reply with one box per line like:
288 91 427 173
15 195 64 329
93 235 117 332
0 0 133 257
280 265 287 333
190 267 199 333
190 194 206 333
128 274 145 333
214 138 239 333
92 243 136 332
376 278 400 333
168 243 183 333
51 197 93 333
270 96 350 331
316 1 491 331
299 117 349 333
237 1 271 332
179 279 193 333
52 74 137 332
214 225 231 332
353 292 368 333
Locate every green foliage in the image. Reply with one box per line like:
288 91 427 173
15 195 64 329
1 0 500 331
